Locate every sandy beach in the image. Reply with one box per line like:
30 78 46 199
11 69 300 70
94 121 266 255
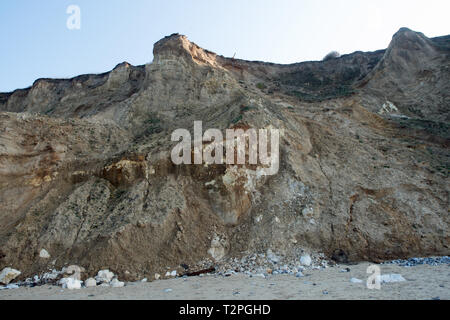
1 262 448 300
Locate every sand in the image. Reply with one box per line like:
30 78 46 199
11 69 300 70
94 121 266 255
1 262 448 300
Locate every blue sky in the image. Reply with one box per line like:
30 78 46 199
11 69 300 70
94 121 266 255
1 0 449 92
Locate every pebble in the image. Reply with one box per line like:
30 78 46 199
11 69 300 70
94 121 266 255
384 256 450 267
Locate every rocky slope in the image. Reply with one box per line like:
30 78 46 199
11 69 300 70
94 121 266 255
0 28 448 281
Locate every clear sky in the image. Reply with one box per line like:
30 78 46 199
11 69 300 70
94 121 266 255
1 0 449 92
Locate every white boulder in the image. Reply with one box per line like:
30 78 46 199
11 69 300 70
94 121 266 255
39 249 51 259
84 278 97 288
60 277 82 290
95 269 114 283
300 254 312 266
5 284 19 290
165 270 177 278
110 278 125 288
0 268 21 285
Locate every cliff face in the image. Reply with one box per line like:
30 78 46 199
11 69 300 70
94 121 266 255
0 29 449 280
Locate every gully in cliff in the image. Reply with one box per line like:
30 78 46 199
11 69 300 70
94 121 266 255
171 121 280 176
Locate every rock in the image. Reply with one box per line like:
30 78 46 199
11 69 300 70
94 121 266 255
171 270 177 277
59 277 82 290
41 270 61 283
95 270 114 283
164 288 173 293
154 273 161 280
65 265 85 280
0 268 21 285
110 278 125 288
267 250 280 264
295 272 304 278
340 268 351 273
378 274 406 283
141 278 148 283
350 278 363 283
84 278 97 288
39 249 51 259
208 236 227 261
300 254 312 266
5 284 20 289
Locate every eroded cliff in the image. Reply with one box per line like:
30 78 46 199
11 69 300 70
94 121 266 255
0 28 448 281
